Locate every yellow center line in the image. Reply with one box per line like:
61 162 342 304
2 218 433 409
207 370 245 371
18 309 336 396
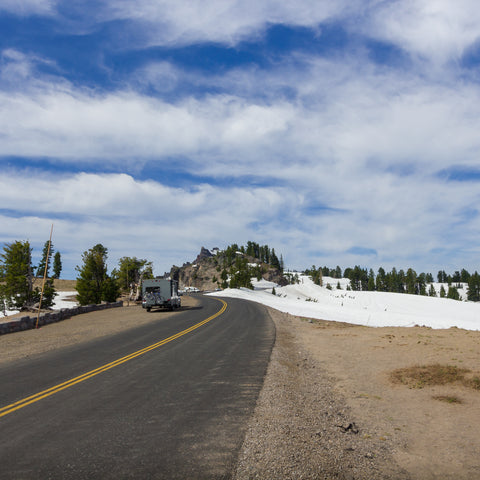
0 298 227 419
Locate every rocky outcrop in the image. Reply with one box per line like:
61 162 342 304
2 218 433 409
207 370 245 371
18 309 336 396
170 247 287 291
194 247 213 263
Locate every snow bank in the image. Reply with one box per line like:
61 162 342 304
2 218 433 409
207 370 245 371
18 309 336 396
209 276 480 331
0 291 78 319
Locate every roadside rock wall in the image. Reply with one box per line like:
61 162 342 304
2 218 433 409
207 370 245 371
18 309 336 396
0 301 123 336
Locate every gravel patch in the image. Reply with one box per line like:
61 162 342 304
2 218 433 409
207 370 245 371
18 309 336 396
234 308 411 480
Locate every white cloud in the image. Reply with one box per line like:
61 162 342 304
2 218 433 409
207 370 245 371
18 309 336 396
3 49 480 178
364 0 480 64
1 165 479 279
50 0 480 66
102 0 349 47
2 1 480 276
0 171 301 277
7 1 480 67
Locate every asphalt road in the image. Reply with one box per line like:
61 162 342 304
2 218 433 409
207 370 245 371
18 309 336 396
0 295 275 479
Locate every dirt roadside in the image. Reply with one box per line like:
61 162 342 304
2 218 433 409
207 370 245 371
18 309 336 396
234 308 480 480
1 298 479 479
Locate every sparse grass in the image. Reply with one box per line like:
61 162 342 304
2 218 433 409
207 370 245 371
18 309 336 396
390 364 470 389
432 395 463 404
31 278 77 291
466 376 480 390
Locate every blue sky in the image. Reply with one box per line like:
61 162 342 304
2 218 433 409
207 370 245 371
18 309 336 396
1 0 480 279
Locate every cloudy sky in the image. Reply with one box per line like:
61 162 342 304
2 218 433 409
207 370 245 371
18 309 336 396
1 0 480 279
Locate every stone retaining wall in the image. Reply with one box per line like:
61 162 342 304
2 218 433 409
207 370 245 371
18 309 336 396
0 301 123 336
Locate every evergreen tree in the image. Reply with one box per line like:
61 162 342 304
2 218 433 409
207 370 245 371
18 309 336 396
447 286 460 300
348 265 368 291
270 248 281 270
76 244 119 305
335 265 342 278
437 270 446 283
32 240 57 308
220 268 228 289
405 268 417 294
36 240 53 277
428 284 437 297
102 270 121 302
0 240 53 309
117 257 152 292
343 267 352 280
376 267 386 291
397 269 406 293
229 256 254 289
461 269 471 283
452 271 461 282
467 272 480 302
52 251 62 279
439 285 446 298
418 273 427 296
309 266 323 286
367 268 375 291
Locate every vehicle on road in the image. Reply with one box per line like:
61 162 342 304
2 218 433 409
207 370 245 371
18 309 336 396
142 279 181 312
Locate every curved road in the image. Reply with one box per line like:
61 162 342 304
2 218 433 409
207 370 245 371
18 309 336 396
0 295 275 479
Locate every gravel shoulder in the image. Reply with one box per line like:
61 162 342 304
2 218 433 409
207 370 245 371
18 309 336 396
235 307 480 480
1 297 479 479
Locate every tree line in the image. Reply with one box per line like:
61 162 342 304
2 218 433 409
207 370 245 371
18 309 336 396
0 239 155 311
310 264 480 302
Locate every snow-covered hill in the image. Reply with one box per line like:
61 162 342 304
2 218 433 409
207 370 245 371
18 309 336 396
211 275 480 331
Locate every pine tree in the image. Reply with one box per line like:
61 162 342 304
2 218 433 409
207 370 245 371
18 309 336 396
0 240 39 309
437 270 447 283
102 271 121 302
52 251 62 279
310 266 323 286
447 286 460 300
439 285 446 298
270 248 280 270
428 284 437 297
36 240 53 277
117 257 152 292
461 269 471 283
467 272 480 302
220 268 228 289
376 267 386 291
405 268 417 295
367 268 375 291
76 244 119 305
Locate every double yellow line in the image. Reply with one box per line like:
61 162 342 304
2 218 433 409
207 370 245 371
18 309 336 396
0 298 227 419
